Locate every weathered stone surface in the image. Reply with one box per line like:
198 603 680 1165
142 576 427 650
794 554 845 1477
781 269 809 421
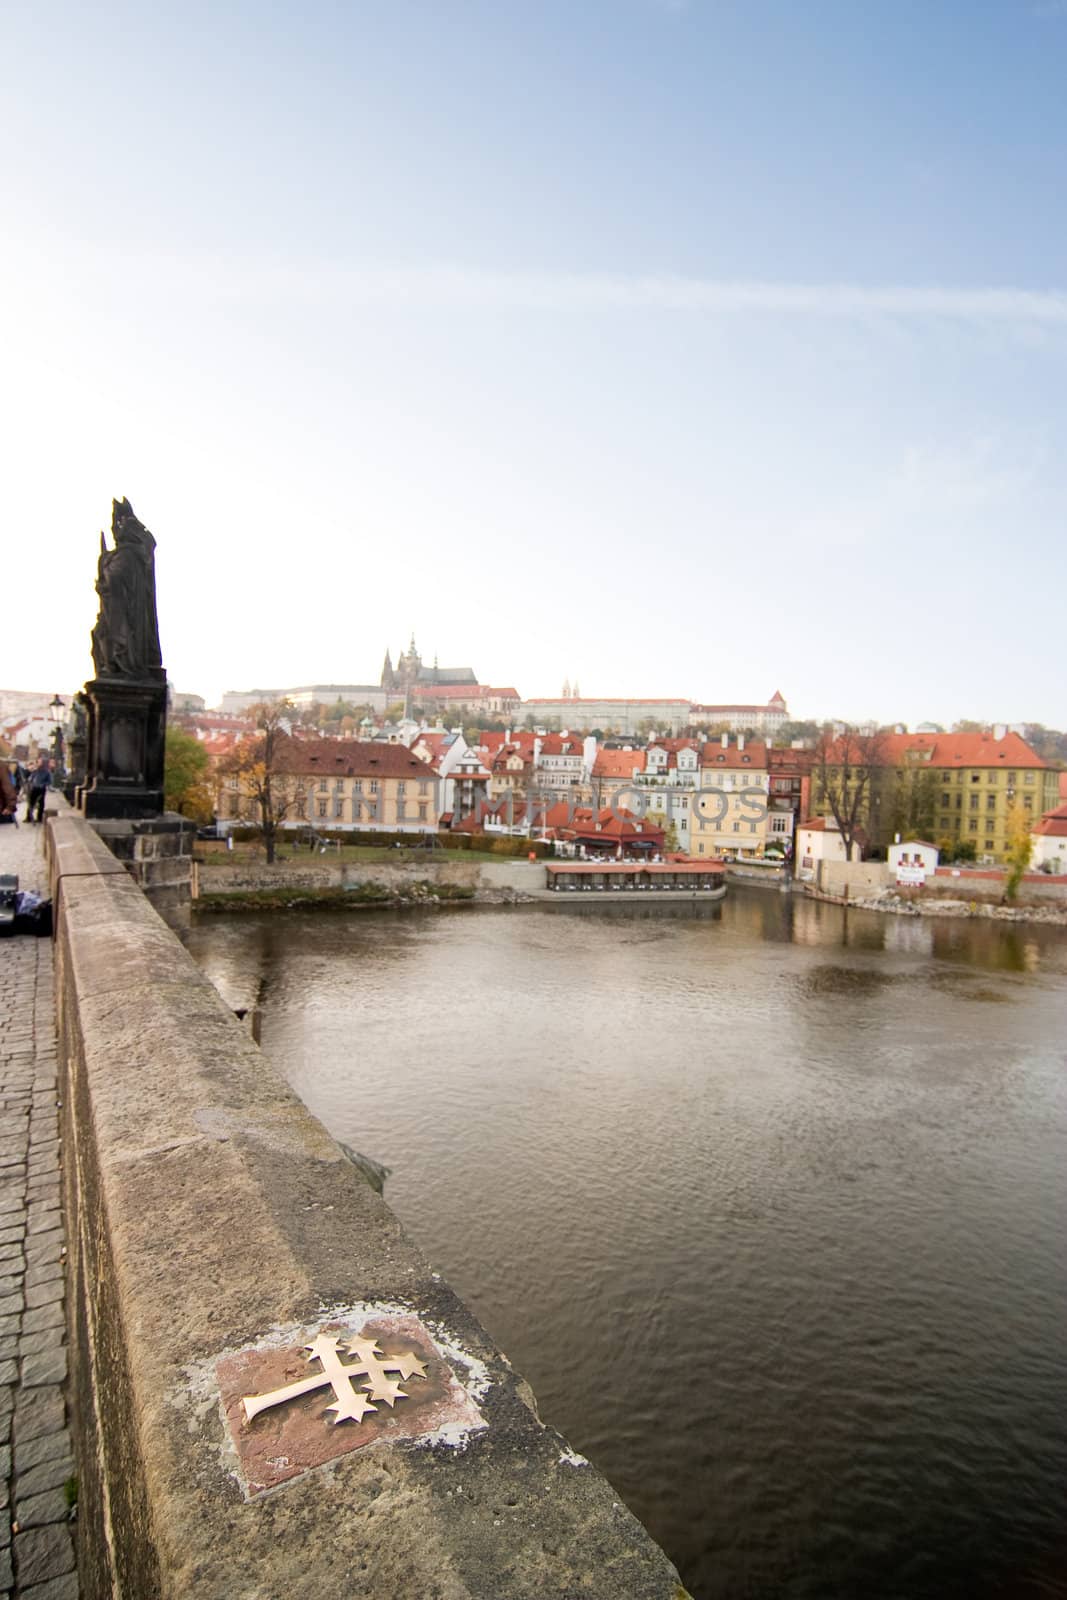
13 1386 64 1444
12 1523 75 1586
12 1454 73 1499
19 1306 63 1337
13 1431 70 1476
19 1347 66 1390
14 1486 69 1529
18 1572 79 1600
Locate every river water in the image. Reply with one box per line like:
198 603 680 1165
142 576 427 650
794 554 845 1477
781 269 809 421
187 891 1067 1600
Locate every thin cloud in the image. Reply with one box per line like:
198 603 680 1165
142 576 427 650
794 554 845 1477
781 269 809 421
25 243 1067 325
225 265 1067 323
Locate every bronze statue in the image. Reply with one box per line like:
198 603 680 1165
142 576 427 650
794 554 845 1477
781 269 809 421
90 498 163 678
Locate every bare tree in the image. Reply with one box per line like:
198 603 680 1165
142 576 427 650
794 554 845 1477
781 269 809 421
218 700 298 864
813 726 887 861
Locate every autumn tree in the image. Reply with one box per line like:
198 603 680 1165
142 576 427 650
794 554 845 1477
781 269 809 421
812 726 887 862
218 700 297 863
164 726 214 823
1003 801 1033 901
886 761 938 843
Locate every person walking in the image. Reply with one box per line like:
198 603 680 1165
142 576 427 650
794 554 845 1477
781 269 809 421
0 762 17 824
25 755 52 824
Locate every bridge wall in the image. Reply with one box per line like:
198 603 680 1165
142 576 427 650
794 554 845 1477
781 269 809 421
46 812 685 1599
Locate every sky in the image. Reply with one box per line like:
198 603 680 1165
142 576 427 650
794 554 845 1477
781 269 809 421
2 0 1066 727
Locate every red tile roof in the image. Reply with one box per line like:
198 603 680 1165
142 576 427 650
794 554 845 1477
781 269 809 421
1034 803 1067 838
593 749 643 779
822 731 1046 769
700 741 769 768
274 737 427 778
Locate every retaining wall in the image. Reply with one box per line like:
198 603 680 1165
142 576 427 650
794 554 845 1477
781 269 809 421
197 857 545 898
47 813 685 1599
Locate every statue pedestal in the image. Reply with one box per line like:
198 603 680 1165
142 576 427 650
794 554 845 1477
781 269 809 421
81 675 167 820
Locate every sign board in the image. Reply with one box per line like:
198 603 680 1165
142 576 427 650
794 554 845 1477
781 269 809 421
896 864 927 886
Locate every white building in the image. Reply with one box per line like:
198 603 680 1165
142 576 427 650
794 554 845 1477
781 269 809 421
795 817 862 881
887 839 939 884
1031 804 1067 874
688 691 788 738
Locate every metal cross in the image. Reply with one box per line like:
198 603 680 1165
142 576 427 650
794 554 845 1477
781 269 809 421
242 1332 427 1427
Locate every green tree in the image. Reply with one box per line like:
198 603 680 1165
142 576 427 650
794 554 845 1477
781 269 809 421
776 720 819 746
886 763 938 842
1003 802 1033 901
164 726 214 822
938 836 977 864
645 808 679 853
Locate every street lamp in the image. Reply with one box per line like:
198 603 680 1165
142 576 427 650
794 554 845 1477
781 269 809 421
48 695 66 782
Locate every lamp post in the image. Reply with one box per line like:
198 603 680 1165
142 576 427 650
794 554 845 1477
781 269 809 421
48 695 66 784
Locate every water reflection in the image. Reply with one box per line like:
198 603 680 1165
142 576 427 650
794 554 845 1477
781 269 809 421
187 894 1067 1600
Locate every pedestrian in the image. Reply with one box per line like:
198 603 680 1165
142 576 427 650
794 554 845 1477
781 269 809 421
0 762 17 824
25 755 52 824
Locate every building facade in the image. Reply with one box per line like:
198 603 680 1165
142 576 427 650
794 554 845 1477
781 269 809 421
688 691 788 737
811 730 1057 864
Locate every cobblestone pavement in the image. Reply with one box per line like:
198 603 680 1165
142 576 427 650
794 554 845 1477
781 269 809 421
0 817 78 1600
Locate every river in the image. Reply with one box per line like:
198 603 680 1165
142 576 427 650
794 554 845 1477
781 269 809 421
187 891 1067 1600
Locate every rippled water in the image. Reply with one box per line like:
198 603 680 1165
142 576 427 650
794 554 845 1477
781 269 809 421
188 892 1067 1599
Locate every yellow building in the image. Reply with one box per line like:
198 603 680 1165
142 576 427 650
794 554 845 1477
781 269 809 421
220 737 439 832
691 736 769 859
811 731 1057 864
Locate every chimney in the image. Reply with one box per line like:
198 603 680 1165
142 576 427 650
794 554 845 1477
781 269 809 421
993 723 1006 740
738 734 745 751
721 731 729 748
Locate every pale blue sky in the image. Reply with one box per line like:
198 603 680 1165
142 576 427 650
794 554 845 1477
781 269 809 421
3 0 1065 724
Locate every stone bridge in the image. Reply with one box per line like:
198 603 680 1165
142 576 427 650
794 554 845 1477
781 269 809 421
0 800 688 1599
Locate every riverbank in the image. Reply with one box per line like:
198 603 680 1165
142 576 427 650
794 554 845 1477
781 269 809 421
800 883 1067 927
194 880 480 913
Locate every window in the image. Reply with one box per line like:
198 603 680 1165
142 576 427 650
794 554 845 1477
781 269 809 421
353 779 362 792
986 795 996 811
968 819 978 832
733 822 740 832
353 803 362 822
985 839 995 851
418 802 428 821
1023 796 1033 810
370 780 378 794
318 799 327 817
333 798 344 819
955 795 962 809
1025 772 1035 784
969 794 979 811
319 779 328 792
941 791 951 805
988 772 997 784
419 780 429 796
397 802 406 820
397 781 406 796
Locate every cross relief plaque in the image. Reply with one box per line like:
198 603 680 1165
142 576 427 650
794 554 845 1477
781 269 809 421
216 1310 486 1495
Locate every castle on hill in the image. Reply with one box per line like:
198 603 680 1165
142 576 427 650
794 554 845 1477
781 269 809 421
381 637 478 695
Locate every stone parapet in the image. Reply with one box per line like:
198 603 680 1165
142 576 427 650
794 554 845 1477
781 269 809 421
88 814 196 931
45 813 686 1600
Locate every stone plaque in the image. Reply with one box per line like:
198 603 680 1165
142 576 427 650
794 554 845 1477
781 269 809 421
216 1310 486 1495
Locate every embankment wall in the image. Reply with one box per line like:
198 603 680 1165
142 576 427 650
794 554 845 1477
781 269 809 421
47 812 685 1600
197 856 545 898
